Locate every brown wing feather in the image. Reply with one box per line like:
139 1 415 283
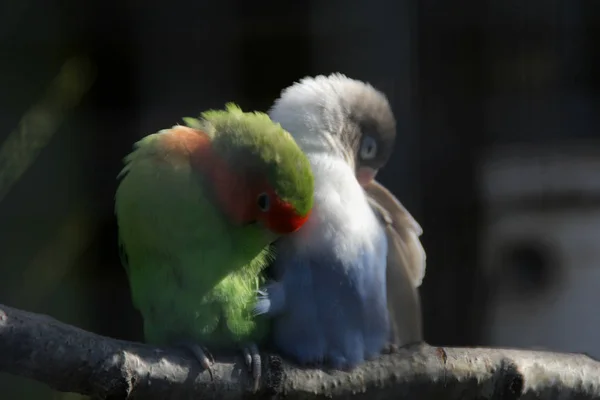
364 180 425 286
365 180 425 346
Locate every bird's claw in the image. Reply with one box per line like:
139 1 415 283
242 342 261 392
382 343 399 354
178 341 215 381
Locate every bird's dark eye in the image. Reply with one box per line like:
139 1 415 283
257 192 270 212
360 136 377 160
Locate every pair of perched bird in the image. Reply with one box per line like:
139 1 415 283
114 73 426 390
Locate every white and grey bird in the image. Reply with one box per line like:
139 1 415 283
254 73 426 369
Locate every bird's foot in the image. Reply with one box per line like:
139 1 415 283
253 281 285 317
177 341 215 381
382 343 399 354
241 342 261 392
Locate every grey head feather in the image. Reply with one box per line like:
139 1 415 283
269 73 396 172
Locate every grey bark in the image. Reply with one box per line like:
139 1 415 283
1 303 599 399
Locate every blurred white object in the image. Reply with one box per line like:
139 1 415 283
479 143 600 358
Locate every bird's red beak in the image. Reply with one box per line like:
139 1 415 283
268 209 311 234
357 166 378 187
261 197 312 235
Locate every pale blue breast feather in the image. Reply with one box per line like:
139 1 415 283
257 217 389 369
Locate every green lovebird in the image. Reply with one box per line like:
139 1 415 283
114 104 314 389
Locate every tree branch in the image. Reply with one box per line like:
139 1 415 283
1 303 599 399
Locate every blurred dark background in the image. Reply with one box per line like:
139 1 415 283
1 0 599 398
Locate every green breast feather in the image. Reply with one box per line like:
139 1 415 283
114 104 313 349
